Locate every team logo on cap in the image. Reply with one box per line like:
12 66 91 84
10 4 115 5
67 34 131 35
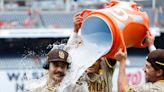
59 51 65 59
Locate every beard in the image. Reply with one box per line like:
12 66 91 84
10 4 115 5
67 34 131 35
145 75 149 83
145 76 153 83
145 78 149 83
51 72 65 83
145 73 154 83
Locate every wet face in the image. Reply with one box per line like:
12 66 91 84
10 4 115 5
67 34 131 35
49 61 68 83
143 61 157 83
86 60 100 74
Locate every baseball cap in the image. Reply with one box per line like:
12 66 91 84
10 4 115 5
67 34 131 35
43 49 69 69
146 49 164 69
47 49 69 63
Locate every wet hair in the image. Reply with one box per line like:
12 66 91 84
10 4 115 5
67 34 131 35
43 61 70 70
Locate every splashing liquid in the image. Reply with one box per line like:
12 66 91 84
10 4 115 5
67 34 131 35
58 38 111 91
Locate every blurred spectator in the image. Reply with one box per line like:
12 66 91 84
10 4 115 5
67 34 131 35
159 6 164 27
0 21 7 28
48 23 62 28
8 20 19 28
24 17 31 28
24 9 40 28
0 20 18 28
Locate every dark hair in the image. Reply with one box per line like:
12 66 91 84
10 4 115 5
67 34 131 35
43 61 70 70
147 49 164 77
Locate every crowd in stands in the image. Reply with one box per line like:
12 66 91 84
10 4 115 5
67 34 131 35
0 0 164 29
0 8 164 29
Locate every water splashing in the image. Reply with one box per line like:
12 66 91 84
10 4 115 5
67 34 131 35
57 41 109 91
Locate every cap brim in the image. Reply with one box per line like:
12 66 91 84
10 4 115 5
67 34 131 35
49 59 69 64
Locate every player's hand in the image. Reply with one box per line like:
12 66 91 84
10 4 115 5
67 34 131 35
73 13 83 33
145 31 155 46
115 49 127 62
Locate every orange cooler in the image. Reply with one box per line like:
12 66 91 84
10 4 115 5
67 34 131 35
80 0 151 58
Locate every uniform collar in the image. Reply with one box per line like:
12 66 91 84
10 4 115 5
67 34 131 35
158 80 164 82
